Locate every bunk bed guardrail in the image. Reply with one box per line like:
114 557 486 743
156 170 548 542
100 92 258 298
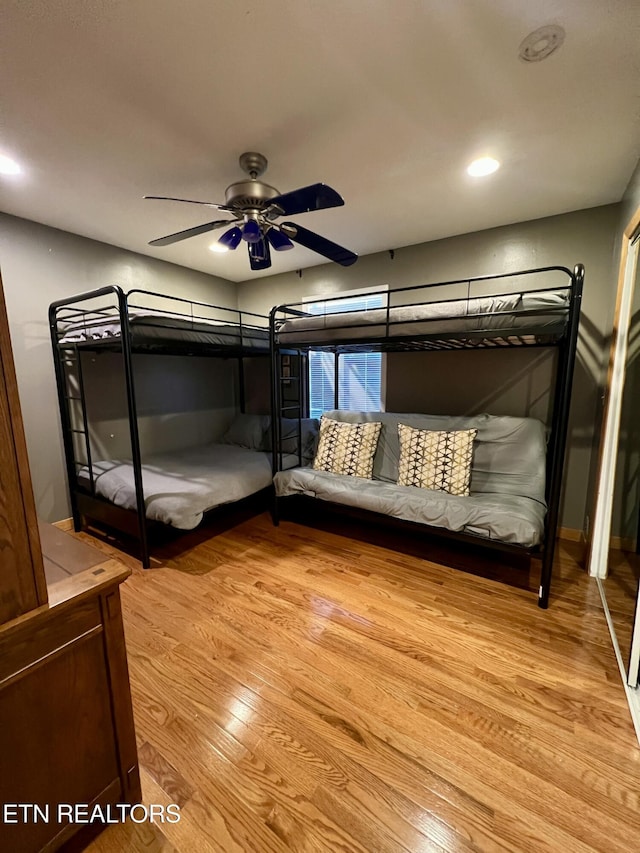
53 287 269 349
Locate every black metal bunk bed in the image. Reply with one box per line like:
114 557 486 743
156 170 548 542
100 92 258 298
269 264 584 608
49 285 270 568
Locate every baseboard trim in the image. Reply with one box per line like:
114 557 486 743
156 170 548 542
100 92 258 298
558 526 585 543
53 517 74 532
610 535 636 552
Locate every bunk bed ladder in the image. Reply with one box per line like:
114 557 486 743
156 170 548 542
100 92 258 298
53 345 96 531
116 289 150 569
270 345 306 524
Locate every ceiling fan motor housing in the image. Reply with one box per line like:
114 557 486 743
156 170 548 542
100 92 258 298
224 179 280 212
224 152 280 213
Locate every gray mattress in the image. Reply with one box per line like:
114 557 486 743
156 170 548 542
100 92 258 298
274 410 548 548
276 289 569 344
78 444 292 530
60 312 269 351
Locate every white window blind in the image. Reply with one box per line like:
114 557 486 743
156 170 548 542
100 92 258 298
306 288 387 418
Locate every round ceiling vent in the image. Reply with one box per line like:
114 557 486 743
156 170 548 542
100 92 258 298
518 24 565 62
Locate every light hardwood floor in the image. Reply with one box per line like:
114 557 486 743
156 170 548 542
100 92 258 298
81 513 640 853
604 547 640 670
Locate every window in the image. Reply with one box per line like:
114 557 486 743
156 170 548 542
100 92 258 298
306 287 387 418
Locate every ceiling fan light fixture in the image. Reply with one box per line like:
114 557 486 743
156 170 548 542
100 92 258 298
467 157 500 177
241 219 262 243
267 228 294 251
215 226 242 251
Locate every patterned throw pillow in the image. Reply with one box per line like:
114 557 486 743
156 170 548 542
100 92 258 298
313 417 382 479
397 424 477 496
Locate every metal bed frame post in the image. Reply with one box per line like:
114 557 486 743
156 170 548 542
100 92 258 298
238 313 246 413
334 352 340 410
296 351 304 467
116 288 150 569
538 263 584 608
301 352 310 419
269 306 281 524
238 356 246 413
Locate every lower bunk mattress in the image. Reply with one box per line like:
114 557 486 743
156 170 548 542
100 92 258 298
78 444 290 530
274 467 546 548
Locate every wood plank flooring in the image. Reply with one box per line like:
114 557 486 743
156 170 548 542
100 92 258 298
80 514 640 853
603 547 640 671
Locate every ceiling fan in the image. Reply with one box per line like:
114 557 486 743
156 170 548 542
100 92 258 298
146 152 358 271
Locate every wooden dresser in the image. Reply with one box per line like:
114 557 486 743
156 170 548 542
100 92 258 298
0 272 140 852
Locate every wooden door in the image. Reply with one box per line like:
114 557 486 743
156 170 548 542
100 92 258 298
0 270 47 622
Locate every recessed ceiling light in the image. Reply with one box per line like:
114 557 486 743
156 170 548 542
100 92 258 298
209 242 229 253
467 157 500 177
519 25 565 63
0 154 21 175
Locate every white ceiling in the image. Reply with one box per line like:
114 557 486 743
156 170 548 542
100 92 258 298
1 0 639 283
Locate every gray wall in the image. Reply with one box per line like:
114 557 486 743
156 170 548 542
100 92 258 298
80 353 237 460
238 205 621 531
243 356 271 415
0 212 237 522
387 348 557 424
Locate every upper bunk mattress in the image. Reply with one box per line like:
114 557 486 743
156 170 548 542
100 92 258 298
59 312 269 351
276 289 570 345
77 443 287 529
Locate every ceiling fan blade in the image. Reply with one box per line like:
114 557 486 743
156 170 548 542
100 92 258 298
248 238 272 271
267 183 344 217
148 219 232 247
145 195 235 212
282 222 357 267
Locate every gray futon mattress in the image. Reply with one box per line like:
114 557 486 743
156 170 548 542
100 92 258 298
274 411 548 548
274 467 545 547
